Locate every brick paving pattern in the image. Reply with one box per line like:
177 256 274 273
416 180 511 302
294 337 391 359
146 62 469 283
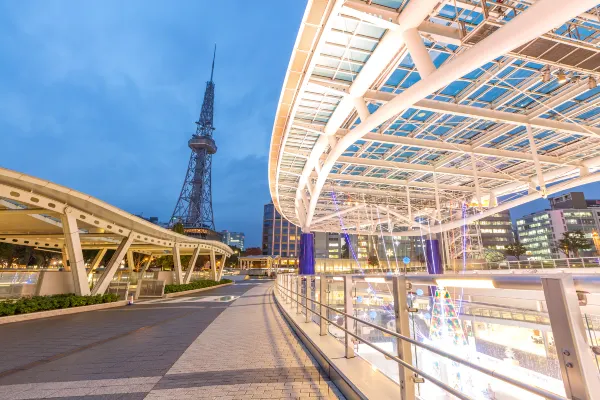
0 281 343 399
145 284 344 399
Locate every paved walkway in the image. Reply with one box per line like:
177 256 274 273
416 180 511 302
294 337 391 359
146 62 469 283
0 281 343 399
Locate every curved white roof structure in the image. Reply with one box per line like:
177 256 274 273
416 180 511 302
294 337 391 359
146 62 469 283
0 167 232 295
270 0 600 237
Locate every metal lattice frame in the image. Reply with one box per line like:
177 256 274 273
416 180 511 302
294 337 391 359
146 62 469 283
269 0 600 238
171 47 217 230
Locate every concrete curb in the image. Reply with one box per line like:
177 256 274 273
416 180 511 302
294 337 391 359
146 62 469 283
0 300 128 325
163 282 234 298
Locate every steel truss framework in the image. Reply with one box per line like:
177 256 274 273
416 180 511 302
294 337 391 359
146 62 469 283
269 0 600 237
0 168 232 295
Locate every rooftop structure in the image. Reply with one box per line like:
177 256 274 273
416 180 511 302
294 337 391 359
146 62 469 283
269 0 600 253
0 167 233 296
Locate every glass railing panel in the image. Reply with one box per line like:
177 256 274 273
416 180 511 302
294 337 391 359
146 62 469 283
326 278 345 343
353 279 398 383
407 288 565 399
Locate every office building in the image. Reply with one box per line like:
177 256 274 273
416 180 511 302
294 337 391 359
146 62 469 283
221 230 245 251
262 203 300 266
476 210 515 251
516 192 599 259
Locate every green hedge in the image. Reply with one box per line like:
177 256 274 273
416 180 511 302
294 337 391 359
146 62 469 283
0 293 119 317
164 279 232 294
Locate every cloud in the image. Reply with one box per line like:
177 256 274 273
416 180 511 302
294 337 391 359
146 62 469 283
0 0 306 246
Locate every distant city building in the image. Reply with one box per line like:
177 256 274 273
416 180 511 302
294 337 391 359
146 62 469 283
516 192 600 259
262 203 300 266
221 230 245 251
475 210 515 251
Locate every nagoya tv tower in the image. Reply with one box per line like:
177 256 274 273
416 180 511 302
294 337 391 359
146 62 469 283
171 46 218 233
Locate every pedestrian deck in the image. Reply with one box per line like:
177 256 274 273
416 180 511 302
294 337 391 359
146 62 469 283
0 282 343 400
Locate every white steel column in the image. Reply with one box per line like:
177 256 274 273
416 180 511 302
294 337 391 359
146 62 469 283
210 249 217 281
301 0 599 229
92 232 135 295
61 208 90 296
403 28 435 78
541 276 600 399
184 246 201 284
393 276 415 399
526 124 547 198
172 245 183 285
344 275 355 358
319 276 327 336
218 255 228 281
470 153 482 208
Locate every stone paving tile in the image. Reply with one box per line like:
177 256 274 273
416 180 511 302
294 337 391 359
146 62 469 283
145 284 344 399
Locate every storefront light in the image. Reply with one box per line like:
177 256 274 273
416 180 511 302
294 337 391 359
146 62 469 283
435 279 495 289
365 277 386 283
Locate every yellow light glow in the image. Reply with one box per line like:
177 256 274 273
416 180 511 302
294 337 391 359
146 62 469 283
365 277 386 283
435 279 495 289
333 277 344 281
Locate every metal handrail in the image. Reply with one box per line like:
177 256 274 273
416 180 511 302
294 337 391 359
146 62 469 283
276 283 470 400
276 277 565 400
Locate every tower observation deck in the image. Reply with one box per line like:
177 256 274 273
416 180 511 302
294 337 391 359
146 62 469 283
171 46 219 237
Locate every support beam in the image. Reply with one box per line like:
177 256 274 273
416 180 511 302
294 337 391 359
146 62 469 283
403 28 435 78
360 132 575 166
302 0 599 229
337 155 528 182
326 172 480 193
92 232 135 295
90 248 107 272
311 203 367 225
173 245 183 285
217 255 227 281
526 124 547 198
541 276 600 399
184 246 201 284
61 208 90 296
210 249 217 281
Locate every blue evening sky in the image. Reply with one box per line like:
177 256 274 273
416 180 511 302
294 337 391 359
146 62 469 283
1 1 599 247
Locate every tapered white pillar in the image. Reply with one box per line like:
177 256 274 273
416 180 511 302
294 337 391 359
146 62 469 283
92 232 134 295
210 249 217 280
172 245 183 285
184 246 201 284
61 208 90 296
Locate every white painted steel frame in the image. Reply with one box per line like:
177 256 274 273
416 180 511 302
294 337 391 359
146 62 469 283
270 0 600 236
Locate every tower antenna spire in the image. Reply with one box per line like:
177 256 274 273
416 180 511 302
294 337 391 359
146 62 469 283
211 44 216 82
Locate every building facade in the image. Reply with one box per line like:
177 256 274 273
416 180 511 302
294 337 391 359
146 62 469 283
221 230 245 251
262 203 300 266
516 192 599 259
476 210 515 251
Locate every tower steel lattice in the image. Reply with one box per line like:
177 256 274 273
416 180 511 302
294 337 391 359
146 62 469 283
171 46 217 231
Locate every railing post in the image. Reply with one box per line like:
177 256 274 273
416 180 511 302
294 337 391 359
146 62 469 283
393 276 415 399
286 275 291 304
344 275 355 358
541 276 600 399
305 276 312 323
296 276 301 315
319 275 327 336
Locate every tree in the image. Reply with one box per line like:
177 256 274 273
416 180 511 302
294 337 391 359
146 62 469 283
557 230 590 258
367 254 379 268
227 246 240 267
504 239 527 259
172 222 185 235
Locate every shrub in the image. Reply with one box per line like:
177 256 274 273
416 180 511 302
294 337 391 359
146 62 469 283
0 293 119 317
164 279 232 294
